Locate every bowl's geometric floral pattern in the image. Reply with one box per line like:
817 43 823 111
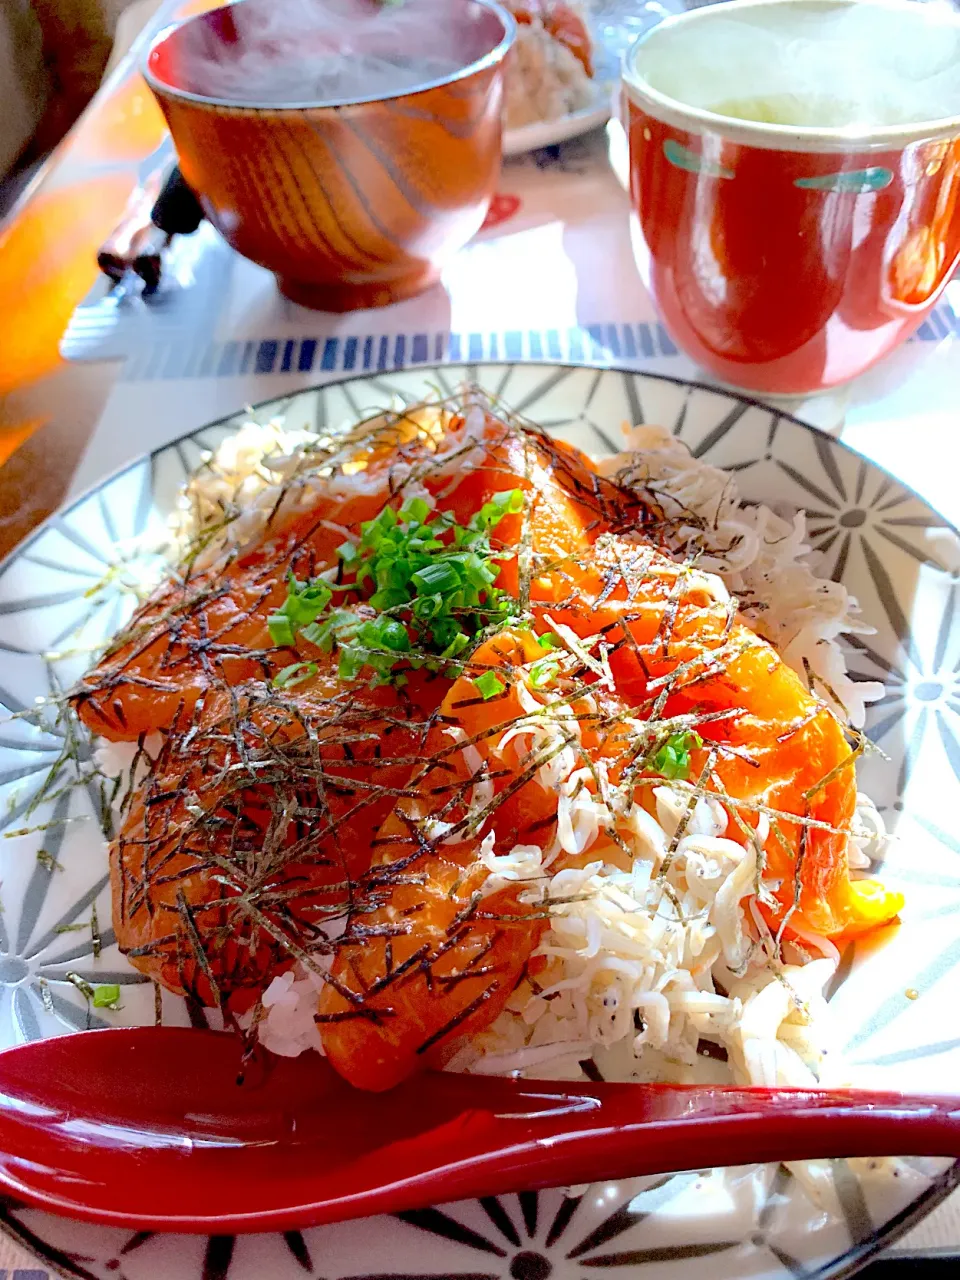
0 366 957 1280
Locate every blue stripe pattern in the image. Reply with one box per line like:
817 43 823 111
114 305 960 383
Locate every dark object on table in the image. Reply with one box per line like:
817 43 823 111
150 164 205 238
97 158 175 285
860 1253 959 1276
127 223 167 294
97 162 204 293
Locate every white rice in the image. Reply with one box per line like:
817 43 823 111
439 660 865 1093
169 418 318 570
94 734 164 801
141 409 889 1097
504 19 595 130
170 402 469 571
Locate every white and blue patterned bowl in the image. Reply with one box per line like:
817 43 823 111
0 365 957 1280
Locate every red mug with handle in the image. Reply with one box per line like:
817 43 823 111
622 0 960 396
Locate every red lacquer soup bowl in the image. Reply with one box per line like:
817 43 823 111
144 0 515 312
622 0 960 396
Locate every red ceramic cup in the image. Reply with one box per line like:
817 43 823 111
143 0 515 311
622 0 960 396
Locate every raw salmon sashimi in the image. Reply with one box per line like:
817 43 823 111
109 666 437 1010
522 542 902 940
75 406 650 1019
72 407 457 740
70 394 901 1089
317 585 899 1088
318 630 561 1091
318 625 725 1092
405 417 900 939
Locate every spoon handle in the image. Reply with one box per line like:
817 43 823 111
329 1078 960 1218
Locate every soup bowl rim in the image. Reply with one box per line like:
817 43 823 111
621 0 960 154
142 0 517 112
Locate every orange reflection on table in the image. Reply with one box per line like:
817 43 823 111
0 173 134 456
56 0 230 165
0 1 230 466
56 72 167 166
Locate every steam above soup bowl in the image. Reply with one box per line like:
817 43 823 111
144 0 516 311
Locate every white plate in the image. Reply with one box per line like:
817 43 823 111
0 365 958 1280
503 80 613 155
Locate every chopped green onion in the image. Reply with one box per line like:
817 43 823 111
372 618 411 652
278 577 332 627
299 620 324 647
652 730 704 781
92 984 121 1008
399 495 431 524
273 661 318 689
461 552 498 588
338 646 366 682
473 488 524 532
267 614 296 647
431 616 466 650
537 631 560 649
412 593 444 622
441 632 471 659
529 657 560 688
412 561 462 594
266 489 522 686
369 587 409 611
300 608 363 652
474 671 506 700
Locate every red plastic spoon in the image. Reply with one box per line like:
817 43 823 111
0 1027 956 1234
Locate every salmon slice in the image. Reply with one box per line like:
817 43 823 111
317 620 716 1093
318 631 558 1091
111 665 436 1009
421 415 899 940
73 408 645 739
82 408 639 1017
510 1 595 76
419 426 899 941
520 537 902 940
72 485 400 740
72 406 462 740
